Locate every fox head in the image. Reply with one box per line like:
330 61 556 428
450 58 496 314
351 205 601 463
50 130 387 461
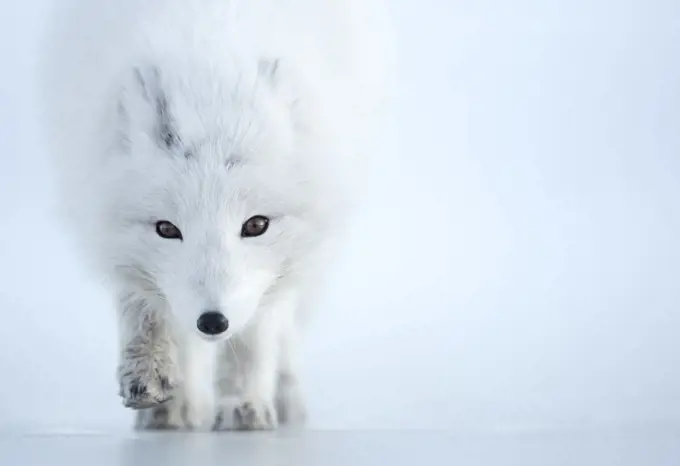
100 58 334 341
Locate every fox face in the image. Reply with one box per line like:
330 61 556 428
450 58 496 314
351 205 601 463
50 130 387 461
102 60 327 340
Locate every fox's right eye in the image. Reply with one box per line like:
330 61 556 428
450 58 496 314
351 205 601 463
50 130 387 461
155 220 183 240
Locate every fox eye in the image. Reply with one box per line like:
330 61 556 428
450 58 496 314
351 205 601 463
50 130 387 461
241 215 269 238
155 220 183 240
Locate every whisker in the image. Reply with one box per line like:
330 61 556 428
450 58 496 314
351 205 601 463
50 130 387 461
228 339 241 371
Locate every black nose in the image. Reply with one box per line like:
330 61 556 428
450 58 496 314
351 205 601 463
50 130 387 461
197 311 229 335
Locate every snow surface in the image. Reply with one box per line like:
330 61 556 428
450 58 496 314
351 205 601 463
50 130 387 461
2 425 680 466
1 0 680 464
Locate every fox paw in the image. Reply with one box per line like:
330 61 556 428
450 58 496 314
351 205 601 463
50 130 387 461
213 398 277 431
118 354 179 409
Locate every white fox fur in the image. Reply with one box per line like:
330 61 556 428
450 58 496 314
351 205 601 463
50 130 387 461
37 0 396 430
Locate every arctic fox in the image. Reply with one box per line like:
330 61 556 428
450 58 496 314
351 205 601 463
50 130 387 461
38 0 395 430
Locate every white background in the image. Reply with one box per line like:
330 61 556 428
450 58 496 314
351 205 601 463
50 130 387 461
1 0 679 434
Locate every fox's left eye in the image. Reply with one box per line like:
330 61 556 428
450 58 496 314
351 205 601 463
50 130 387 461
156 220 183 240
241 215 270 238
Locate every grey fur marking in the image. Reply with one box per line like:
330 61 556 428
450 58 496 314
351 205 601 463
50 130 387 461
133 65 186 154
258 58 280 85
225 155 241 170
155 94 180 149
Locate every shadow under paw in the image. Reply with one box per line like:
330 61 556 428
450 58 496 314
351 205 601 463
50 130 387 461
135 401 185 430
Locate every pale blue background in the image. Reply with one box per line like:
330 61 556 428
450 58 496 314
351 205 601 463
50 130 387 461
1 1 680 464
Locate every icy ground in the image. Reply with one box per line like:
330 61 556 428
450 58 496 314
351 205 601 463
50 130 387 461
1 425 680 466
2 0 680 465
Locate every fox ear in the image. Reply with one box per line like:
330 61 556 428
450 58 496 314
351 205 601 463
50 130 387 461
258 58 281 87
116 64 182 153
